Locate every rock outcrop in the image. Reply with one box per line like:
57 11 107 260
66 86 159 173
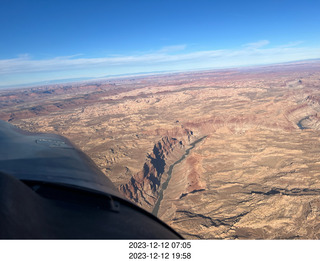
119 135 189 210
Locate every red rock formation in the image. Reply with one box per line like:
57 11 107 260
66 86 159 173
145 126 194 142
185 154 206 193
119 136 186 209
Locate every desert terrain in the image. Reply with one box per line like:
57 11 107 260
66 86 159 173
1 60 320 239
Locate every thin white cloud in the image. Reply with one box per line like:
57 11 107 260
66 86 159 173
158 44 187 53
276 41 304 48
242 40 270 49
0 41 320 86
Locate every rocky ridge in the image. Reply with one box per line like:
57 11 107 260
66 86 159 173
120 131 194 211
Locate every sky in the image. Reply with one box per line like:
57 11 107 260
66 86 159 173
1 0 320 87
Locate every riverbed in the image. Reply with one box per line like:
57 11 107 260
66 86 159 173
152 136 207 217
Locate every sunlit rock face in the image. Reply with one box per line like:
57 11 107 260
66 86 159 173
2 60 320 239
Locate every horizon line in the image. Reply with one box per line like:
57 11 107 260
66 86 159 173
1 57 320 91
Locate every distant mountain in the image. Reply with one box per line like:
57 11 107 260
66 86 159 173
0 71 176 90
0 76 97 90
2 58 320 90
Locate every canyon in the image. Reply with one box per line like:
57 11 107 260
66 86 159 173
1 60 320 239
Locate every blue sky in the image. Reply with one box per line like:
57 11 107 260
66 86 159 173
1 0 320 87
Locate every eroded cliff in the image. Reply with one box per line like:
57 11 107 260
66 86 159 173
120 131 194 211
